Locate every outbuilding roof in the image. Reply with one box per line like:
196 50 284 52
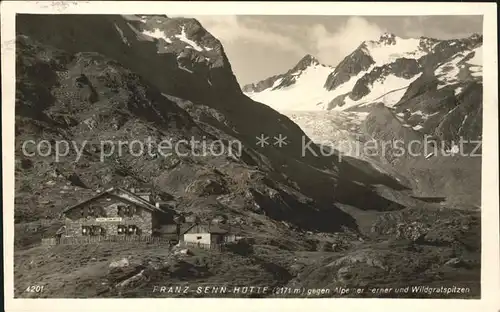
180 223 229 235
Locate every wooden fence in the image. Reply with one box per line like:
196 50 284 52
181 241 225 251
53 235 173 245
41 237 58 246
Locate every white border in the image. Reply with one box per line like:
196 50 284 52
2 2 499 312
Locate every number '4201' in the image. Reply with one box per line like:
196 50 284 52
25 285 44 292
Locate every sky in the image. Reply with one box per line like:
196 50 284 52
189 15 483 86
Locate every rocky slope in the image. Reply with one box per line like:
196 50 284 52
362 104 481 206
16 14 364 235
14 15 481 298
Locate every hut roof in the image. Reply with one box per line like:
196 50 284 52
62 187 165 214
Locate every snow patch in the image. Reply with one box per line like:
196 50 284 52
434 52 464 89
271 77 284 89
341 73 422 110
365 37 425 64
466 46 482 66
175 26 204 52
142 28 172 43
178 65 194 74
410 110 439 120
467 47 483 77
435 46 483 89
458 115 469 134
245 64 335 111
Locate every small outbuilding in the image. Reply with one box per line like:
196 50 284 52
182 223 236 248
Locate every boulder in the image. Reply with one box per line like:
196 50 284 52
116 269 146 288
444 257 470 268
174 248 191 256
289 263 303 276
328 250 387 271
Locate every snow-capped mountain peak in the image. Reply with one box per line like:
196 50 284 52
242 54 334 110
112 15 242 101
291 54 321 71
362 34 428 65
245 31 482 116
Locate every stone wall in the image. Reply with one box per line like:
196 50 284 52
64 195 154 237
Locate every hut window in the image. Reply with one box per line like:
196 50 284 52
197 236 202 240
82 226 91 236
117 225 138 235
82 225 105 236
117 225 126 234
127 225 138 235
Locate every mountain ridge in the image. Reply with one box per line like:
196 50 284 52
243 30 482 208
242 53 330 93
14 14 482 298
244 32 482 114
